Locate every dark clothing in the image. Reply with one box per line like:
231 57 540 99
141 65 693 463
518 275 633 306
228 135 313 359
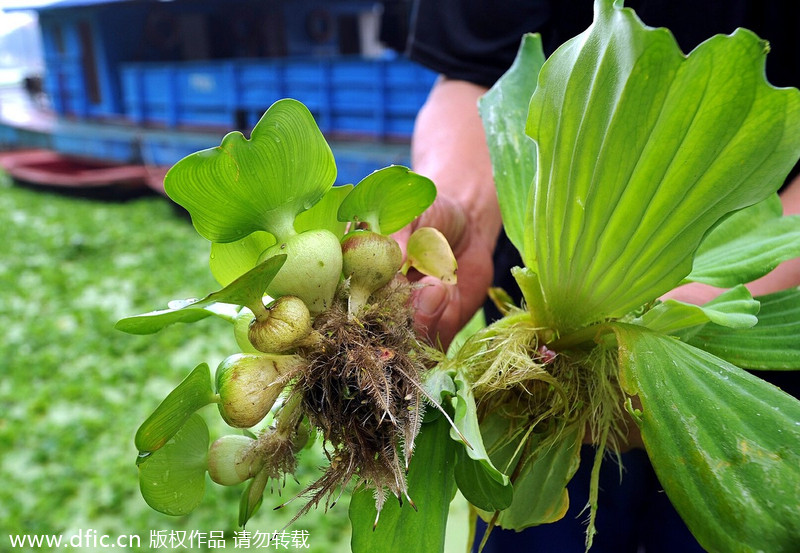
402 1 800 551
477 447 706 553
407 0 800 89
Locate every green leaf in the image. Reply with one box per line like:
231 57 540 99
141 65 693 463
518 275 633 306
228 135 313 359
520 1 800 331
349 415 456 553
138 413 209 516
135 363 216 454
480 416 583 529
615 324 800 553
686 287 800 370
450 371 512 512
239 468 268 527
209 186 352 287
337 166 436 235
296 184 352 237
165 99 336 243
637 285 759 335
115 302 230 335
210 231 276 288
688 194 800 287
116 256 286 333
478 33 544 258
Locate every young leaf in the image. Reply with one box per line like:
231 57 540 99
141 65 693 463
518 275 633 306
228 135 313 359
521 0 800 331
615 324 800 553
636 285 760 335
686 288 800 370
402 227 458 285
164 99 336 243
209 186 352 287
116 255 286 333
450 371 512 512
479 416 583 529
478 33 544 259
349 415 456 553
138 413 209 516
239 468 268 527
135 363 216 454
687 194 800 287
337 166 436 234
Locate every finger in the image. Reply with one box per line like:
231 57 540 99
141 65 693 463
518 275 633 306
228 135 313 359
412 277 452 345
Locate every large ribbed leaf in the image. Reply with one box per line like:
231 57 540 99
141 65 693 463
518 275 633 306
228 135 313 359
165 99 336 243
687 288 800 370
615 324 800 553
522 0 800 331
687 194 800 287
479 33 544 258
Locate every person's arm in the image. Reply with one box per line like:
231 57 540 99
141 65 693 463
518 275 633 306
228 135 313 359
396 76 501 348
748 176 800 295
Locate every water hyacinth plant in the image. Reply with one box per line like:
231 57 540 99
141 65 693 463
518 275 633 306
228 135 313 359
117 1 800 552
425 1 800 552
117 98 458 527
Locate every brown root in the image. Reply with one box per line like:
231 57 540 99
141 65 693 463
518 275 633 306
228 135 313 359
285 276 439 520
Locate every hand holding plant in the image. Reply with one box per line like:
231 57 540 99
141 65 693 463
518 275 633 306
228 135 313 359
394 194 494 348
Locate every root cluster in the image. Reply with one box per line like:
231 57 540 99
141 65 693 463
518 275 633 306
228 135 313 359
286 277 440 518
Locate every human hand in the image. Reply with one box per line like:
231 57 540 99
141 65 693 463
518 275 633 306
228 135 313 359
394 195 497 350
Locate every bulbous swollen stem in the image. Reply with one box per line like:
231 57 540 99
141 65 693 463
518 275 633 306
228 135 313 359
207 434 264 486
215 352 305 428
258 229 343 315
340 230 403 315
248 296 319 354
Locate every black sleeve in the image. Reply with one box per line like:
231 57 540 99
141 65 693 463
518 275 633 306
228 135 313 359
406 0 553 88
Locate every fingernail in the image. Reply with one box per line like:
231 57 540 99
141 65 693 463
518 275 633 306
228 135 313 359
415 282 448 317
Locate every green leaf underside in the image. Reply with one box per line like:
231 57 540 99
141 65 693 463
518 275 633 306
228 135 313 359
115 305 216 335
349 415 455 553
450 372 512 511
688 194 800 287
479 33 545 259
135 363 215 453
209 185 352 286
337 166 436 234
521 1 800 331
138 413 209 516
637 285 759 335
479 414 583 529
117 256 286 333
615 324 800 553
164 99 336 243
686 287 800 370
